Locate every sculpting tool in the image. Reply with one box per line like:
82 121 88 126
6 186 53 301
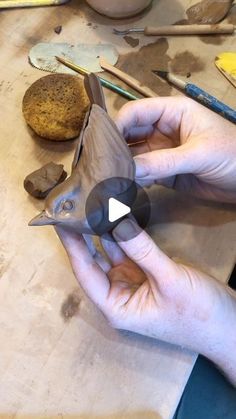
113 24 235 36
99 57 157 98
152 70 236 124
55 56 138 101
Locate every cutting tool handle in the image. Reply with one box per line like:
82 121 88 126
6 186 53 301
144 24 234 36
186 84 236 124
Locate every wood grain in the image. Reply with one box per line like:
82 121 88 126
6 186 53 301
144 23 235 35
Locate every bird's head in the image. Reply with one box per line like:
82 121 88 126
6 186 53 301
29 178 81 227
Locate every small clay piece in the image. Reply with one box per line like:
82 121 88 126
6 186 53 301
54 25 62 34
186 0 233 24
228 4 236 23
24 162 67 199
22 74 90 141
123 36 140 48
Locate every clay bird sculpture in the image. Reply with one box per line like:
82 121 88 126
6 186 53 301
29 73 135 236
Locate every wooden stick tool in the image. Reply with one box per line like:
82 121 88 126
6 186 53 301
113 24 235 36
99 57 157 98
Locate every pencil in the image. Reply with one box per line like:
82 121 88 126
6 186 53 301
55 56 138 101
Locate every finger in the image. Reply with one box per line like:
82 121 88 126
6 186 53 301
134 145 197 182
125 125 154 143
112 219 177 284
115 97 190 138
83 234 111 273
101 235 146 287
55 226 110 308
100 236 127 266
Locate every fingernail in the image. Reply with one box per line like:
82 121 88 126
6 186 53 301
134 157 149 178
113 219 139 241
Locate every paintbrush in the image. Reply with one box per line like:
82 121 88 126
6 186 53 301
152 70 236 124
55 56 138 101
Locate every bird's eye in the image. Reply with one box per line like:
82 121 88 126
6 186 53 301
62 200 74 211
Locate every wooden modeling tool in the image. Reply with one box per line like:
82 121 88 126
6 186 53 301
55 56 138 101
99 57 157 98
215 52 236 88
153 70 236 124
113 24 235 36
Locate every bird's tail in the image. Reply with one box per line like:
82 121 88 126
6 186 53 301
84 73 107 112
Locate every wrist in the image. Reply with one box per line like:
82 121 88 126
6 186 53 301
198 284 236 385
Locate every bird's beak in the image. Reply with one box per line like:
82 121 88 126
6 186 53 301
28 211 58 226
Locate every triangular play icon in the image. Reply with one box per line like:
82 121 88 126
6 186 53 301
108 198 131 223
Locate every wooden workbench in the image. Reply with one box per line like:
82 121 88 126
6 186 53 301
0 1 235 418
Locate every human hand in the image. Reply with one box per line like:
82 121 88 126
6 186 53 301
56 220 236 385
116 98 236 203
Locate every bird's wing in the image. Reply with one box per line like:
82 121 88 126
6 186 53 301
71 73 107 172
84 73 107 111
71 108 90 171
72 73 134 183
77 104 135 185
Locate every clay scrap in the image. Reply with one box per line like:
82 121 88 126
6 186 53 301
24 162 67 199
186 0 233 24
54 25 62 34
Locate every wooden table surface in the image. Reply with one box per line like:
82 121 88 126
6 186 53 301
0 1 236 418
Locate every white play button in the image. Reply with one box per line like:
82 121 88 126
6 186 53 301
108 198 131 223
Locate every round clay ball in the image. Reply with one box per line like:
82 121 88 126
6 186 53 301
22 74 90 141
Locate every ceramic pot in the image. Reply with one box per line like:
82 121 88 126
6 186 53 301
86 0 152 18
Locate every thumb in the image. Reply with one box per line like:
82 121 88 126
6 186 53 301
112 219 177 283
134 144 196 181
